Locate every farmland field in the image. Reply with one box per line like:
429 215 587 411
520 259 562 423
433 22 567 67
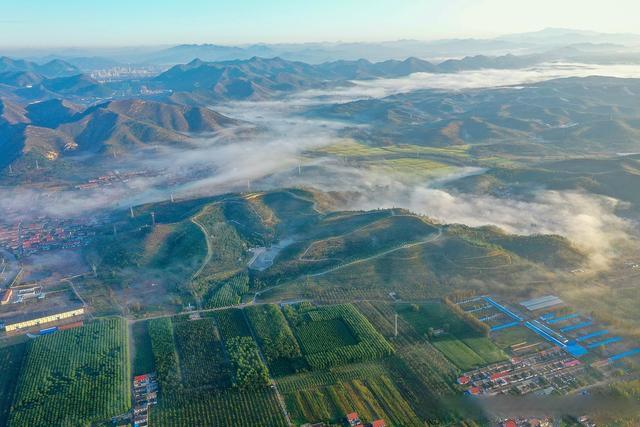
397 302 506 369
204 272 250 308
296 318 357 354
131 320 155 376
173 318 230 388
284 303 394 369
145 310 288 426
244 304 303 375
283 373 422 426
9 319 130 427
150 388 288 427
0 343 26 426
148 317 181 392
212 308 251 338
356 301 484 423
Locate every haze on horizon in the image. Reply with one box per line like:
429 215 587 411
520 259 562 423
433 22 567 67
3 0 640 48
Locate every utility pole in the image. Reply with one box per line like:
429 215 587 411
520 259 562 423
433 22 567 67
298 163 302 175
151 212 156 227
130 206 135 218
170 193 175 203
8 164 12 174
35 160 39 170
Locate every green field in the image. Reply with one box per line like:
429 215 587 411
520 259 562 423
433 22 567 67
0 343 27 426
9 319 130 427
145 310 288 426
284 303 394 370
148 317 182 392
173 319 230 388
150 388 287 427
203 272 250 308
356 301 484 423
245 304 305 375
296 318 357 354
283 374 422 426
131 321 155 376
397 302 507 369
212 308 251 338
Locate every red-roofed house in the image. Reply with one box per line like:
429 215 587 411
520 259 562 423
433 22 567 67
369 420 386 427
346 412 363 426
502 420 517 427
490 371 510 381
457 375 470 385
466 386 482 396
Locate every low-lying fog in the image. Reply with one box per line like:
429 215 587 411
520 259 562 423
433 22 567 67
3 62 639 270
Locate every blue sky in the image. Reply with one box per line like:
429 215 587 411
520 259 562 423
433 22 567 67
2 0 639 47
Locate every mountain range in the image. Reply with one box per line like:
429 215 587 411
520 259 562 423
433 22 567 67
0 98 240 171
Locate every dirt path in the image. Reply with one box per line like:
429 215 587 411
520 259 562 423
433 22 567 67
309 226 443 278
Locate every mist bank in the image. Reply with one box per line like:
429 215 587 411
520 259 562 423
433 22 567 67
2 62 637 272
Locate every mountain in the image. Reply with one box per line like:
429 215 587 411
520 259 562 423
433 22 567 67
25 98 82 128
310 76 640 154
154 56 321 100
0 56 80 78
153 55 559 102
0 99 28 125
1 98 242 170
0 70 44 88
498 27 640 47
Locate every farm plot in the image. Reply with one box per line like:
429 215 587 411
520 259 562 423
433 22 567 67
398 302 506 369
245 304 304 375
173 319 231 388
356 301 484 424
148 317 181 393
147 311 286 426
203 272 250 309
284 303 394 369
0 343 27 426
131 320 155 376
212 308 251 338
284 374 422 427
9 318 130 427
150 388 287 427
277 362 387 394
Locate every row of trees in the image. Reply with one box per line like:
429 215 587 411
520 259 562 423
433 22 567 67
443 296 491 336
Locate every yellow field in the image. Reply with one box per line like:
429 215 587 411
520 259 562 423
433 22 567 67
316 139 470 159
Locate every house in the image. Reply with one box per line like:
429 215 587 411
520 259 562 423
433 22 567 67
502 420 517 427
369 420 386 427
346 412 363 426
457 375 470 385
466 386 482 396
